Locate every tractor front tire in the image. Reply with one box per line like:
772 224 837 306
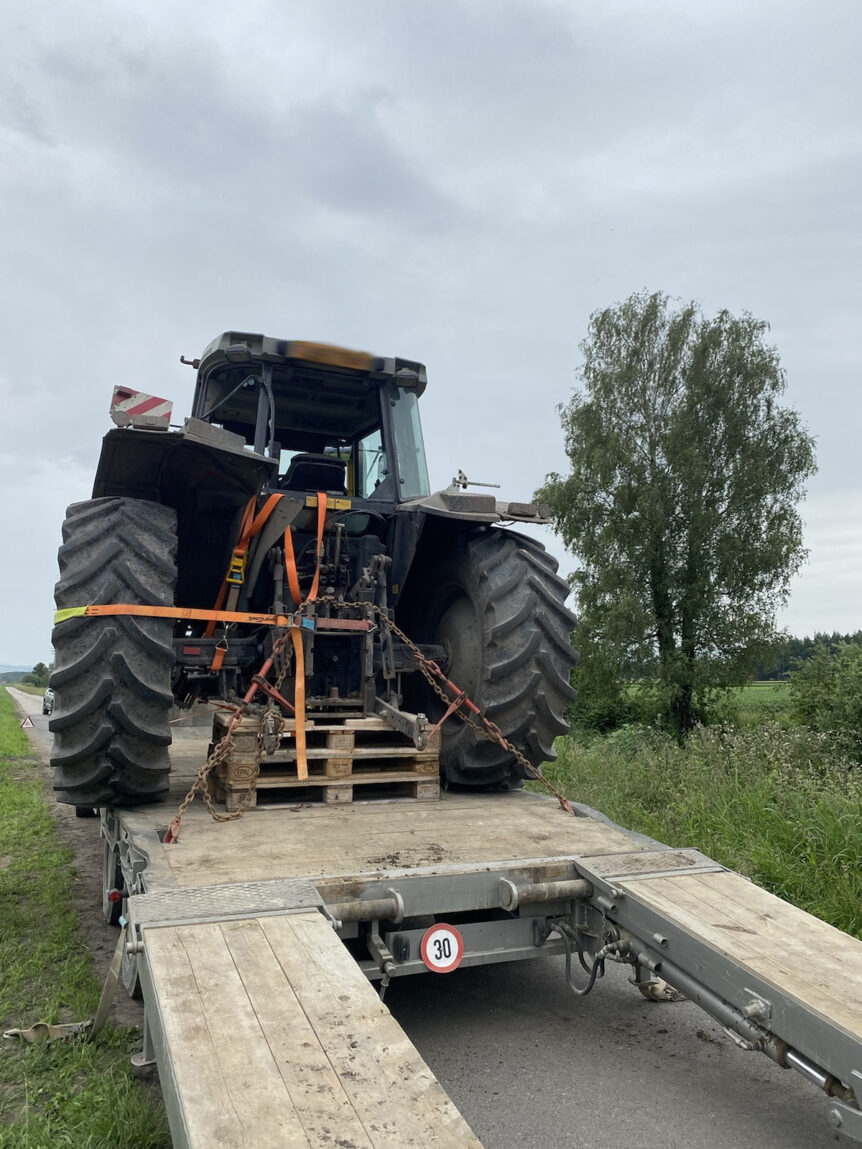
50 498 177 808
410 528 577 789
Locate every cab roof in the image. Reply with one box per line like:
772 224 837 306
196 332 427 397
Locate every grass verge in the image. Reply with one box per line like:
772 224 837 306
5 684 46 699
0 689 169 1148
540 721 862 938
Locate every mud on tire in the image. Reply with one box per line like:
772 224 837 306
410 528 577 789
50 498 177 807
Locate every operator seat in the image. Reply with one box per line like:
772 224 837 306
279 452 347 494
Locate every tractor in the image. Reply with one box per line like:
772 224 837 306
50 333 576 806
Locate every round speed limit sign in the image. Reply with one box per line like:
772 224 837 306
420 924 464 973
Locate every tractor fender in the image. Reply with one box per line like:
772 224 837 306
398 488 551 525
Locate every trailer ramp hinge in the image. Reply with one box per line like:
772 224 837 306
368 931 397 1001
741 990 772 1023
828 1100 862 1142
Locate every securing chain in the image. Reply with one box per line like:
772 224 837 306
316 596 576 816
167 591 575 840
163 634 292 842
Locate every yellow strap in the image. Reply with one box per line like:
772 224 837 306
54 607 88 623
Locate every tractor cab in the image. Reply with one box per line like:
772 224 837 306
192 333 431 503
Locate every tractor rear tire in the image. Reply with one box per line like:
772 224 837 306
410 528 577 789
50 498 177 808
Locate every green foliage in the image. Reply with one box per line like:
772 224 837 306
538 290 816 737
570 636 637 731
789 643 862 759
542 723 862 937
0 690 169 1148
21 663 51 688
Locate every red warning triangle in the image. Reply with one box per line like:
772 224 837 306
20 715 34 729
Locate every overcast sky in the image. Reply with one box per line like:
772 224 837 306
1 0 860 666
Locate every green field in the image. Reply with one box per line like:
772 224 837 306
711 680 793 727
0 690 169 1148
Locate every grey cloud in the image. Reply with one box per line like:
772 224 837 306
1 0 861 662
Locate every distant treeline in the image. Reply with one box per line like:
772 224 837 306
755 632 862 680
1 662 51 687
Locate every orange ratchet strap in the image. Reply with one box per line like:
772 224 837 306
281 491 327 778
206 493 284 638
283 491 327 606
290 627 308 779
55 605 296 626
53 604 370 631
283 527 302 607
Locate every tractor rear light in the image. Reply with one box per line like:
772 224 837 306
107 889 122 903
182 646 203 655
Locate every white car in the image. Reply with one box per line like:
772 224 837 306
42 687 54 715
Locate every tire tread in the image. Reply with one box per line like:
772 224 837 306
50 498 177 807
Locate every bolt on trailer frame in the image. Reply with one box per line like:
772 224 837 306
101 783 862 1147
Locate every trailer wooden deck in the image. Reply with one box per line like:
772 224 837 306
120 733 647 892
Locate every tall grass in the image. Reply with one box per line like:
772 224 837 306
0 689 169 1148
542 722 862 938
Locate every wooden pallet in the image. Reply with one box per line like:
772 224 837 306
209 713 441 811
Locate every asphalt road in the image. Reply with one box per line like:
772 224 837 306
8 686 849 1149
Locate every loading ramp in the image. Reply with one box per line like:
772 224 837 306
129 881 482 1149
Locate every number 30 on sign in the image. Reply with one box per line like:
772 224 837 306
420 924 464 973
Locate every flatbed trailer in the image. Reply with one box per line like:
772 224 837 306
97 729 862 1149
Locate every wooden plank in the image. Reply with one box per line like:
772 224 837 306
142 927 246 1146
262 913 483 1148
622 871 862 1037
254 770 441 788
218 917 374 1148
260 747 439 761
145 922 309 1147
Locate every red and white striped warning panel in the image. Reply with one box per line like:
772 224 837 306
110 387 173 429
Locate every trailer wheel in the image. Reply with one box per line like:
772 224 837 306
102 838 124 927
408 528 577 789
50 498 178 808
121 900 142 999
